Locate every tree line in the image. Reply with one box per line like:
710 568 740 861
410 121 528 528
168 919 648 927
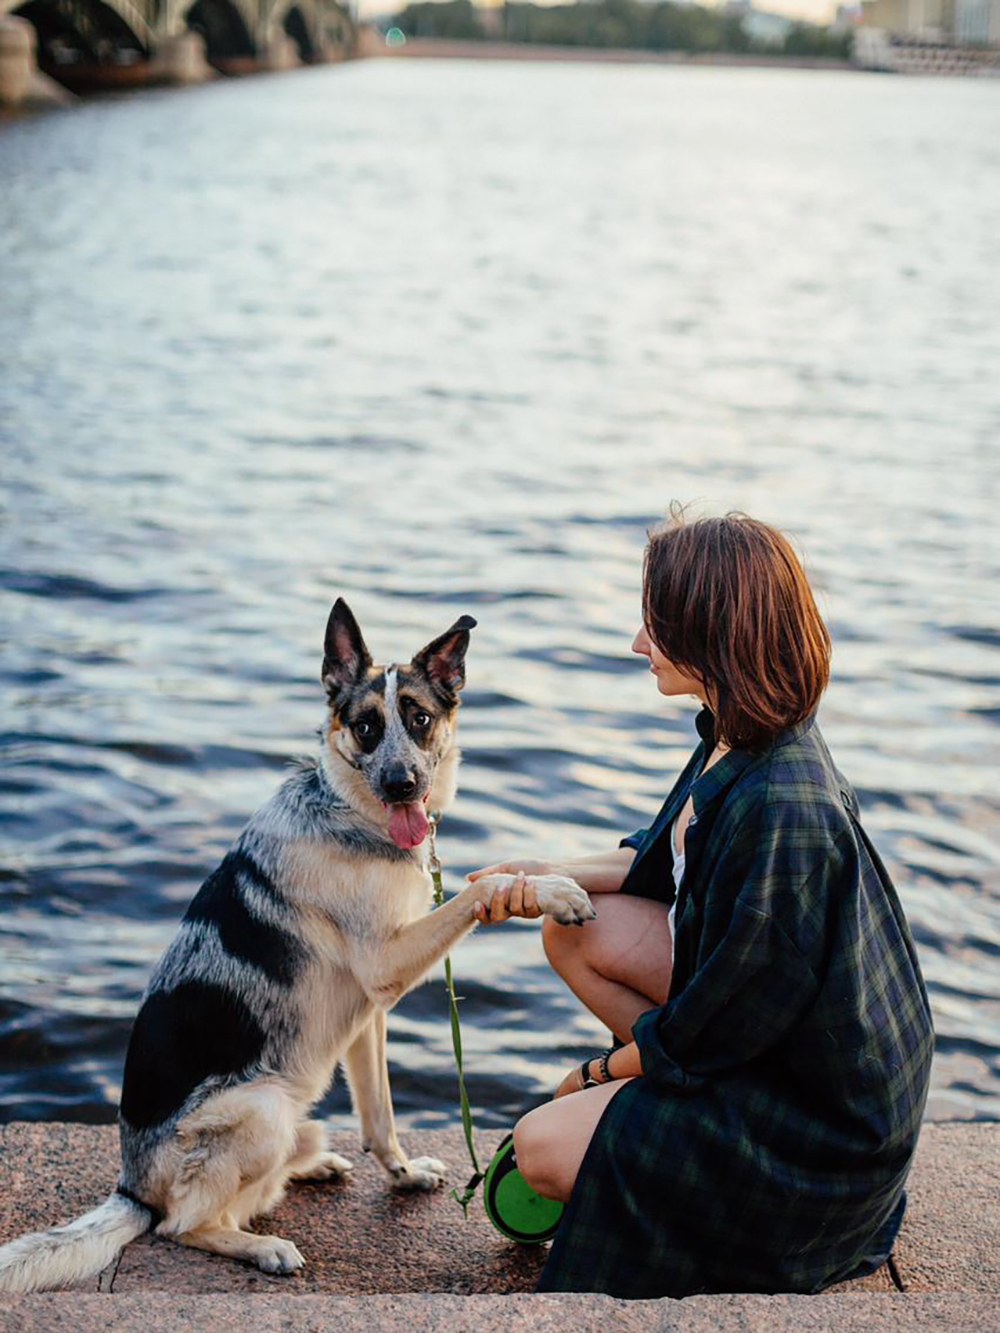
391 0 853 59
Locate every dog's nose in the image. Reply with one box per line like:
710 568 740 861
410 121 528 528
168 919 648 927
382 767 418 802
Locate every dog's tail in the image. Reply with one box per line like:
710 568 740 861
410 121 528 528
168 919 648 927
0 1189 155 1293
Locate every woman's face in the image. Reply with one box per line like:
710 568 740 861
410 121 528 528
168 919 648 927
632 623 708 702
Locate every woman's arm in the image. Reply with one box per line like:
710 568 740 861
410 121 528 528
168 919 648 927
468 846 637 896
553 1039 643 1098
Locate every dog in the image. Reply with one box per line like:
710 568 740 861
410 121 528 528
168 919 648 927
0 599 596 1292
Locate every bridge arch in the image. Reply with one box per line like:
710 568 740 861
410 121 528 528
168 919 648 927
280 3 312 59
262 0 317 58
3 0 354 81
263 0 350 60
2 0 152 62
184 0 255 63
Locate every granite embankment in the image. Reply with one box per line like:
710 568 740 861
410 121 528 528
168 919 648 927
0 1122 996 1330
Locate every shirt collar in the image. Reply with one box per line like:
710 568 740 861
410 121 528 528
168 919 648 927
694 705 716 746
689 706 818 816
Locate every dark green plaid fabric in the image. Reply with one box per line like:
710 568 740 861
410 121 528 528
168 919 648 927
537 707 934 1298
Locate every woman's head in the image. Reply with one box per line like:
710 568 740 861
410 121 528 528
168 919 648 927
633 507 831 751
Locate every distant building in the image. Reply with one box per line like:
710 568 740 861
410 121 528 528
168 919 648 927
954 0 1000 41
860 0 1000 41
860 0 950 38
831 3 863 30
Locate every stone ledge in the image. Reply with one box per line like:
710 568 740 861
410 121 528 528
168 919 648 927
2 1293 999 1333
0 1122 995 1310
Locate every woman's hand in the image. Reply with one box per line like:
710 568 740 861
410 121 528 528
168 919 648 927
470 848 636 897
472 871 542 924
553 1064 588 1100
468 858 554 882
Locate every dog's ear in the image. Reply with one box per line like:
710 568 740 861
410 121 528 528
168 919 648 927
322 599 373 704
411 615 477 699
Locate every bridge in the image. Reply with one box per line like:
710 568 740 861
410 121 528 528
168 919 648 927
0 0 354 96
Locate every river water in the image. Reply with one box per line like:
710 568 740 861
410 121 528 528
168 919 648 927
1 60 998 1131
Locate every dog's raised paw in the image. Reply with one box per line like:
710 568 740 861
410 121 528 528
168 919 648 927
253 1235 305 1275
392 1156 448 1192
531 874 598 926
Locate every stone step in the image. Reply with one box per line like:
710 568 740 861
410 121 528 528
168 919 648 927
0 1121 996 1328
3 1291 998 1333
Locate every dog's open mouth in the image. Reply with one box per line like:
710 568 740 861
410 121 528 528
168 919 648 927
383 799 430 850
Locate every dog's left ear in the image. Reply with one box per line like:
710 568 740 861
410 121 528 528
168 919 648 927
412 615 477 698
323 598 373 705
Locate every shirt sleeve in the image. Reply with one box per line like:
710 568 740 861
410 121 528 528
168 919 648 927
619 828 648 851
632 813 850 1093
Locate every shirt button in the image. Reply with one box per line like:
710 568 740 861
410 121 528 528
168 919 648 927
689 815 698 826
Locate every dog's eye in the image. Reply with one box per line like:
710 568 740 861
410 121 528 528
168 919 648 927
355 721 372 738
413 711 432 729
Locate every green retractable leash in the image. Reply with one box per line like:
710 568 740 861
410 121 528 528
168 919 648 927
427 811 564 1243
427 810 484 1216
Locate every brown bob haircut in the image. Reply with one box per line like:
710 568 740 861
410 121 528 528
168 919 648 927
642 506 831 752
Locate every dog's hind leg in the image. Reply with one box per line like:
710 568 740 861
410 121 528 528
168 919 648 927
285 1119 354 1182
174 1223 304 1275
343 1010 446 1192
159 1082 305 1274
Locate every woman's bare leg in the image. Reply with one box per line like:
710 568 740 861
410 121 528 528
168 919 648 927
542 894 672 1042
514 1078 635 1202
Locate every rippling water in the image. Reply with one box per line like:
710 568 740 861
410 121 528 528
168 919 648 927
1 61 999 1130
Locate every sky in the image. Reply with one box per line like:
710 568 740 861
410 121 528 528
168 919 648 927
746 0 840 20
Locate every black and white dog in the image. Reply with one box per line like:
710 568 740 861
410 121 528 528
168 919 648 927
0 599 595 1291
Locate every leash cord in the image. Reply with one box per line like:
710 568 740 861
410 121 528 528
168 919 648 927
427 813 484 1216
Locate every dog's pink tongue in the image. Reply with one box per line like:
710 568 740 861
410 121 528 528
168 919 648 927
388 802 429 850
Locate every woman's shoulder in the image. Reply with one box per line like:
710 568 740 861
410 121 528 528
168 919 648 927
724 718 856 843
703 726 860 936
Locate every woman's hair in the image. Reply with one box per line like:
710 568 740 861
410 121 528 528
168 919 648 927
641 506 831 752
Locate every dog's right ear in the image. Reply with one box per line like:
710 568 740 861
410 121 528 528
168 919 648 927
411 614 477 700
322 598 372 705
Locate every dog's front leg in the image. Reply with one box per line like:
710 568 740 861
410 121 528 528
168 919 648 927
342 1010 446 1191
355 882 488 1009
361 874 595 1008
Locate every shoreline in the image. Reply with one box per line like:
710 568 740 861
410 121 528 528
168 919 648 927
356 33 856 72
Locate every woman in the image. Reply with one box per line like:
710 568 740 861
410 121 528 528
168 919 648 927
468 510 934 1299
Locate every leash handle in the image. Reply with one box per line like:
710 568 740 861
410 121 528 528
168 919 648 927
428 813 483 1216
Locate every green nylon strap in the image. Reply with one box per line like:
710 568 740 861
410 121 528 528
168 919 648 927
428 813 484 1216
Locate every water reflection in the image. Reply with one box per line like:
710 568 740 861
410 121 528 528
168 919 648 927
1 61 998 1127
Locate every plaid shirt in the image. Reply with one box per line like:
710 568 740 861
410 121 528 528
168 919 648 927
537 707 934 1298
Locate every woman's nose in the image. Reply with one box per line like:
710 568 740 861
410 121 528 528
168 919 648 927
632 625 650 656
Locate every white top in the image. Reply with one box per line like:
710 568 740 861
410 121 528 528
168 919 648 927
668 814 685 943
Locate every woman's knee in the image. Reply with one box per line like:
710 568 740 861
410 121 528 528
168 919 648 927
512 1110 567 1202
543 905 611 980
550 895 671 1004
542 913 581 976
